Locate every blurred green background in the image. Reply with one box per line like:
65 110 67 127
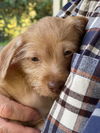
0 0 52 46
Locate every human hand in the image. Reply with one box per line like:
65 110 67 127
0 94 41 133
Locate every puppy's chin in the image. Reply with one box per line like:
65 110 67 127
32 87 60 99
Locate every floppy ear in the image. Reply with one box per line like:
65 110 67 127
0 36 23 79
65 16 88 34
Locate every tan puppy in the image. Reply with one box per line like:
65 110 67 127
0 16 87 128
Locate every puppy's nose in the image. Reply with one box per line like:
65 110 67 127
48 80 65 93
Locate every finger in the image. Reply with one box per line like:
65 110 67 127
0 94 41 122
0 118 40 133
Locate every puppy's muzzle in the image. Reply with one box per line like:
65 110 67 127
48 80 65 94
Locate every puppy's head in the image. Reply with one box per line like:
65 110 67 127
0 16 88 98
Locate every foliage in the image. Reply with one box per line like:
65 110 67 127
34 0 52 19
0 40 9 46
0 0 52 41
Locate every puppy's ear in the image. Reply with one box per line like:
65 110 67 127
65 16 88 34
0 36 23 79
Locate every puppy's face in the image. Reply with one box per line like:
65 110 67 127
17 16 87 98
20 40 72 97
0 16 88 98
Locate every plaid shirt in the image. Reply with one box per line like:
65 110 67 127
42 0 100 133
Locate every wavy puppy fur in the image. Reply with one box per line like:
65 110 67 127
0 16 88 128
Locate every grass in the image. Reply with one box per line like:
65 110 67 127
0 41 9 46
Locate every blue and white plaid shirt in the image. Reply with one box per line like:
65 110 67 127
42 0 100 133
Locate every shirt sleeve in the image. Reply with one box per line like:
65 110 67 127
81 101 100 133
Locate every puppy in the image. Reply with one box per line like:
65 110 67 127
0 16 87 129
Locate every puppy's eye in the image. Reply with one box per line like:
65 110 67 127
31 57 39 62
64 50 73 56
